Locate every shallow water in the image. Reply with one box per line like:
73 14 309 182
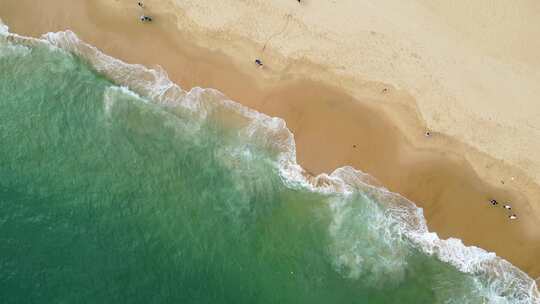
0 27 538 303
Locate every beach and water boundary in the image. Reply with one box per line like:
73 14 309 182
1 19 540 302
1 0 540 300
3 0 539 277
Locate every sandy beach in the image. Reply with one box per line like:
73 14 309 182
2 0 540 279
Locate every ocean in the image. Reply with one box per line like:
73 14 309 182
0 24 538 303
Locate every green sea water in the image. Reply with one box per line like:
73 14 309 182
0 29 538 303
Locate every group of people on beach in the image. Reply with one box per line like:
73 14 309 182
489 199 518 220
138 2 153 22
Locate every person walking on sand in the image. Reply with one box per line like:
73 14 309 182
138 2 144 8
509 214 518 220
503 204 512 210
489 199 498 206
255 59 263 67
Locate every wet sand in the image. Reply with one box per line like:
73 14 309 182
1 0 540 277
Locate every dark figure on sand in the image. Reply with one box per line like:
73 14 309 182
255 59 263 67
490 199 498 206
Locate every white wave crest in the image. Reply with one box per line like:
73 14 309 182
0 19 8 35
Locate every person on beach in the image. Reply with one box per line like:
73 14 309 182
255 59 263 67
490 199 498 206
138 2 144 7
504 204 512 210
425 131 431 137
509 214 518 220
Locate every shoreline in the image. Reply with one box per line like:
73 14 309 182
2 0 540 278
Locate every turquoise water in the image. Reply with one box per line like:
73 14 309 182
0 29 538 303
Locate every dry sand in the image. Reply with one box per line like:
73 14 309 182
1 0 540 277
